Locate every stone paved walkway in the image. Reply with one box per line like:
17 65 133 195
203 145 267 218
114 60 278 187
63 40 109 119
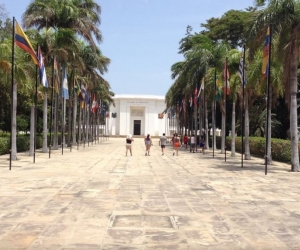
0 137 300 249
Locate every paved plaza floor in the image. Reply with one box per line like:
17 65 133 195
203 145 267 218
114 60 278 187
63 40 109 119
0 137 300 249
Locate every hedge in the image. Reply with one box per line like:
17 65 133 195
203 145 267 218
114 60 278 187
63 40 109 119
213 136 295 163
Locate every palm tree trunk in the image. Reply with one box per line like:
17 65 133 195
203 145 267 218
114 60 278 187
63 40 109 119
205 98 209 150
231 101 236 157
221 112 225 153
212 101 216 150
29 105 35 156
244 92 251 160
290 33 299 171
11 81 17 160
72 96 77 145
42 91 48 153
53 94 58 150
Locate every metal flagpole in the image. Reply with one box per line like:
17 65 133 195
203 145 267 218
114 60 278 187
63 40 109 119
34 44 39 163
241 45 245 168
213 68 216 158
224 57 228 162
49 57 55 158
9 17 16 170
265 25 272 175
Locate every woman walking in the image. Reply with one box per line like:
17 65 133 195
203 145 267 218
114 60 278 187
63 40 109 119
125 134 134 156
144 134 152 156
173 133 181 156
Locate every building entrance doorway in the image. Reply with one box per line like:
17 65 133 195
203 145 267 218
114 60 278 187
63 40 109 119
133 120 141 135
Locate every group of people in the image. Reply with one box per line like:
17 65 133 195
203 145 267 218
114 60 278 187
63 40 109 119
125 132 205 157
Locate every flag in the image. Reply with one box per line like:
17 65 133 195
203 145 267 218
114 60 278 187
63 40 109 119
163 108 168 114
92 94 97 113
223 60 230 95
80 84 88 103
198 78 204 97
14 20 38 65
238 50 247 85
194 87 198 107
74 80 83 100
37 46 48 87
189 96 193 108
262 27 270 78
158 112 164 119
53 57 59 93
216 80 222 102
62 68 69 99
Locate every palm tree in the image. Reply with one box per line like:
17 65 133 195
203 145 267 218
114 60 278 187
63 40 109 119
249 0 300 171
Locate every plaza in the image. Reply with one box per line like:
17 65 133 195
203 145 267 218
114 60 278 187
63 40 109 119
0 137 299 249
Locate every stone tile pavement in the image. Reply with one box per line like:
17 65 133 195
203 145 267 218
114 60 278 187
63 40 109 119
0 137 300 249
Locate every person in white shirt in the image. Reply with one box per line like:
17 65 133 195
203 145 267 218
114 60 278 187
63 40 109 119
159 133 167 155
190 134 196 153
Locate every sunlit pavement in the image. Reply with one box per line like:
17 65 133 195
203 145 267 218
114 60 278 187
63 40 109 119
0 137 299 249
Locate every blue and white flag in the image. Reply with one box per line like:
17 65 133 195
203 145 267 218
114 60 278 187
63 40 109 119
238 50 247 86
62 68 69 99
37 46 48 87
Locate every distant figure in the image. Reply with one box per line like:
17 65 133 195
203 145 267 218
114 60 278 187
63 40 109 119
190 134 196 153
173 133 181 156
199 136 205 154
144 134 152 156
183 134 189 149
125 134 134 156
159 133 167 155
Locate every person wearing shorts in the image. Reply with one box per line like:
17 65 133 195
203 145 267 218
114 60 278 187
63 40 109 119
183 134 189 149
173 133 181 156
199 136 205 154
190 134 196 153
144 134 152 156
125 134 134 156
159 133 167 155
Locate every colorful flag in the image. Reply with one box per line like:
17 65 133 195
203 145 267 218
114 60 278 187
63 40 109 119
158 112 164 119
62 68 69 99
37 46 48 87
194 87 198 107
198 78 204 97
91 94 97 113
223 60 230 95
53 57 59 93
262 27 270 78
74 80 83 100
14 20 38 65
216 80 222 102
238 50 247 85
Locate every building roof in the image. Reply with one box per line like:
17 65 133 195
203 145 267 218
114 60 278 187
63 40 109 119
113 94 165 101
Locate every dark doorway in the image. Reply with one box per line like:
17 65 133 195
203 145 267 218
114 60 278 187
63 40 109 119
133 120 141 135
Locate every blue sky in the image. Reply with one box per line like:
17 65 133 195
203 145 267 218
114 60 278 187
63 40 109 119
2 0 254 96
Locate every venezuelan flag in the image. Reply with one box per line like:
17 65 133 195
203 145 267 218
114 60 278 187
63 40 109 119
14 20 38 65
262 27 270 78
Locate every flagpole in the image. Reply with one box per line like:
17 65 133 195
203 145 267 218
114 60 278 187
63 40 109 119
49 57 54 159
61 67 64 155
213 68 216 158
241 45 245 168
265 25 272 175
224 57 228 162
9 17 16 170
34 44 39 163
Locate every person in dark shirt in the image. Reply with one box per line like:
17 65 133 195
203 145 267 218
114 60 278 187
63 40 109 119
126 134 134 156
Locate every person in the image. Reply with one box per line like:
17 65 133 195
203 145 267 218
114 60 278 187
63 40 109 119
125 134 134 156
199 135 205 154
173 133 181 156
190 134 196 153
183 134 189 149
159 133 167 155
144 134 152 156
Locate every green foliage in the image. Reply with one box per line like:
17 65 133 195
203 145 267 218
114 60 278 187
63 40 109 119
220 136 295 163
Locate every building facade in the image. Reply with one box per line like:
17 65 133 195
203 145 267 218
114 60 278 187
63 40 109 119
108 94 168 136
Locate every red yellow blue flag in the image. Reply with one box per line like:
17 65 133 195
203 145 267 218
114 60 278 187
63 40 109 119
262 27 270 78
14 20 38 65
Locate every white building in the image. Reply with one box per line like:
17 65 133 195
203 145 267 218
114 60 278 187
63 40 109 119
107 94 169 136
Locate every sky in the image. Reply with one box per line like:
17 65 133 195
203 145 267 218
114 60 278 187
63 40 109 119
2 0 255 96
